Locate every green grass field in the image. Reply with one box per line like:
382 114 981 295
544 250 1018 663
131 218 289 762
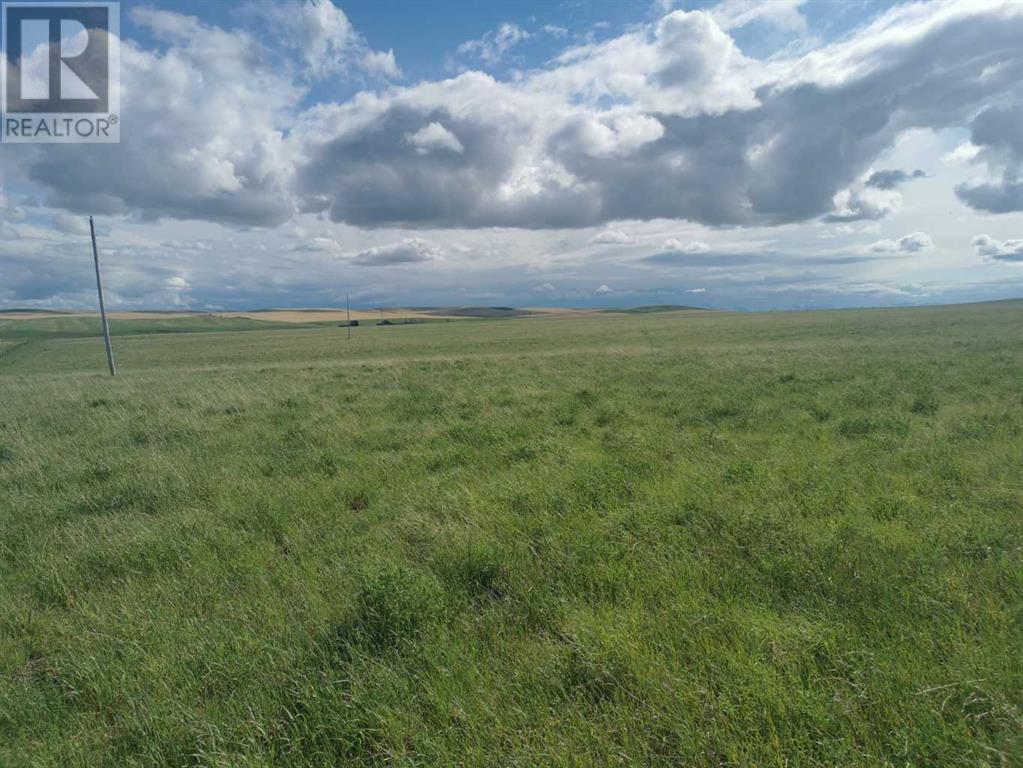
0 315 321 342
1 301 1021 766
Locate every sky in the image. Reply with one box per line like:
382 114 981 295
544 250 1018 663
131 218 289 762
0 0 1021 311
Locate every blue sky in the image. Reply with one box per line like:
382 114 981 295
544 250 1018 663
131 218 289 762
1 0 1021 311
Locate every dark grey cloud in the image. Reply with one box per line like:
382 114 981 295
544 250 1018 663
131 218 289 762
955 104 1023 213
866 169 925 190
747 6 1018 225
297 5 1023 229
297 102 540 228
545 110 754 226
970 104 1023 157
27 156 295 227
956 176 1023 213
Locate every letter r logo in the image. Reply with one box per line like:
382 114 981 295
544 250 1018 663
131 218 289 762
4 3 110 113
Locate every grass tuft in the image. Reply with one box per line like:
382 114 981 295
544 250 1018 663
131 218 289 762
339 563 446 651
433 542 507 599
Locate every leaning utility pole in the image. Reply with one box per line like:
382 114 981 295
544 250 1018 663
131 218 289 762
89 216 116 376
346 293 351 341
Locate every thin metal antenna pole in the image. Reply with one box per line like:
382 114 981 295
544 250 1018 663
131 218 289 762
346 293 351 341
89 216 116 376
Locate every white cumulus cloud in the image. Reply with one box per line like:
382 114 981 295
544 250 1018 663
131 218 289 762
663 238 710 253
404 122 465 155
868 232 934 253
352 238 439 266
457 23 529 66
972 234 1023 262
592 230 632 244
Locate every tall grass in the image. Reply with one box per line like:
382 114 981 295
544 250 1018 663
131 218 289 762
1 301 1021 766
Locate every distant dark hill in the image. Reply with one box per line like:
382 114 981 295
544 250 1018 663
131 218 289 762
425 307 534 318
605 304 709 314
